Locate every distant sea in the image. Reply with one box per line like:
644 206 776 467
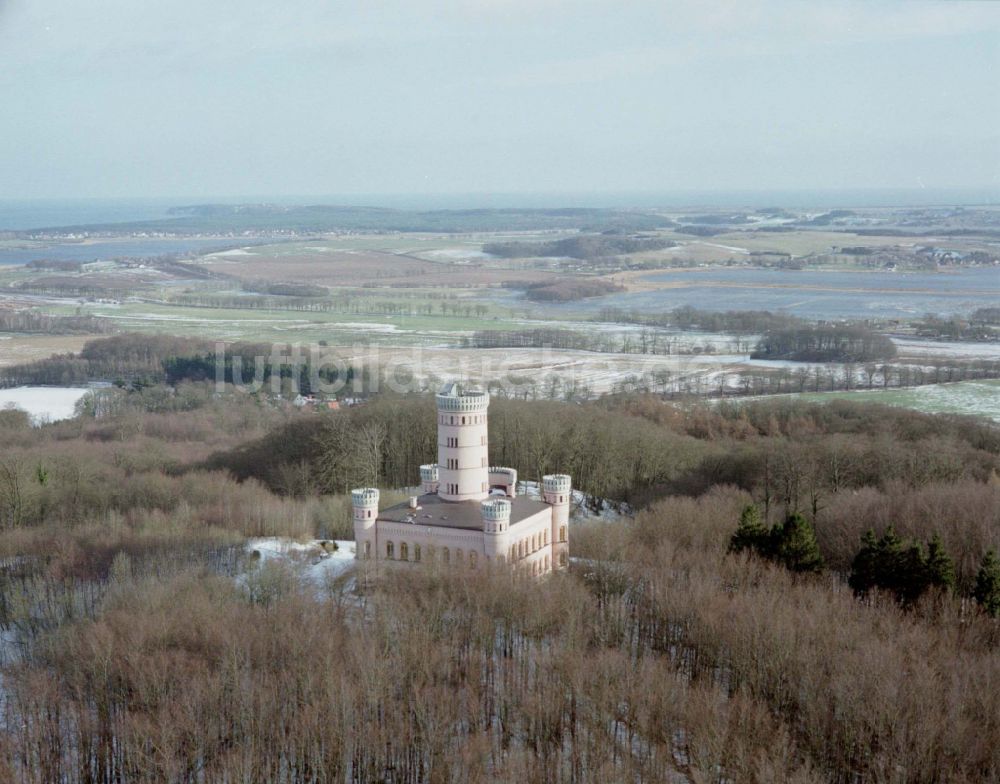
0 198 180 231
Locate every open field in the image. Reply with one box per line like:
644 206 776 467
562 265 1000 320
769 379 1000 422
44 300 515 343
0 333 94 366
194 245 557 287
1 222 999 421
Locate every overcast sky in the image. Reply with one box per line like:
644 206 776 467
1 0 998 200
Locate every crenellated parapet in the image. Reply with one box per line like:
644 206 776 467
420 463 440 494
436 382 490 413
351 487 380 508
481 497 511 534
542 474 571 497
488 466 517 497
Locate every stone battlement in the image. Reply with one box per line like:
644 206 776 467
542 475 571 495
351 488 380 507
481 497 511 522
436 381 489 413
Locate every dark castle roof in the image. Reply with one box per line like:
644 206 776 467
377 493 549 531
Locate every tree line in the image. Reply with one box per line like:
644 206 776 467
483 234 674 260
751 324 898 362
0 308 113 335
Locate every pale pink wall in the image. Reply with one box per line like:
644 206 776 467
437 409 490 502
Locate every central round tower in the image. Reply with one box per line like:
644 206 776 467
435 382 490 502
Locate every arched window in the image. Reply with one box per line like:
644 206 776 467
462 416 466 424
386 541 394 559
559 552 567 567
559 526 567 543
443 547 450 564
367 510 372 518
543 529 549 545
364 541 371 560
414 544 421 562
400 542 408 561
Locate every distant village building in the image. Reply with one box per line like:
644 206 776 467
353 382 570 575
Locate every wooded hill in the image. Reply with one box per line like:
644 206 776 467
0 388 998 781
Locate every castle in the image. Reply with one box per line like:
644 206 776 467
352 382 570 575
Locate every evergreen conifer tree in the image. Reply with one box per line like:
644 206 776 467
772 513 824 574
973 550 1000 617
896 542 929 606
924 533 955 592
729 504 768 555
849 529 880 594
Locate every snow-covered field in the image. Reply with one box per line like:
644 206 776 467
893 337 1000 360
0 386 89 423
749 379 1000 422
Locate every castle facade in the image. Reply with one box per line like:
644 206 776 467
352 383 570 575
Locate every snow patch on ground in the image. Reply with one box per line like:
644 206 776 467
422 248 495 260
245 537 357 583
203 248 254 258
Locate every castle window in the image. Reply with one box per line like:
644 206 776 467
364 541 371 560
367 510 372 518
544 554 550 571
462 416 466 424
456 548 463 563
400 542 408 561
559 552 567 567
450 416 454 425
443 547 450 564
414 545 421 562
544 530 549 545
386 541 394 559
559 526 567 543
